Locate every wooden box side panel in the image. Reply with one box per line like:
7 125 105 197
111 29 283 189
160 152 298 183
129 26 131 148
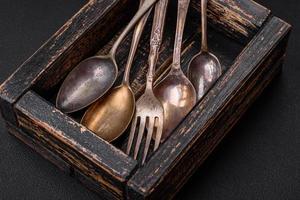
127 17 291 199
6 123 120 200
6 122 71 173
14 91 137 199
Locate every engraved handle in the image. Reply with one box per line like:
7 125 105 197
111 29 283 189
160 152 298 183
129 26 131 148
146 0 169 90
172 0 190 70
123 0 152 85
110 0 160 57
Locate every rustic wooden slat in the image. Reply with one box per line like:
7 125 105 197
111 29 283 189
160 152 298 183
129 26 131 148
6 123 120 200
191 0 271 42
127 17 291 199
71 168 120 200
14 91 137 199
6 122 71 173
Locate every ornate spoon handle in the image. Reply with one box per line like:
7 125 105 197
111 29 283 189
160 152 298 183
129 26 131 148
172 0 190 70
146 0 169 89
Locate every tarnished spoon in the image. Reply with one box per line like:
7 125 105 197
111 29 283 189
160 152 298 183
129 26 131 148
56 0 160 113
154 0 196 141
81 0 152 142
188 0 222 100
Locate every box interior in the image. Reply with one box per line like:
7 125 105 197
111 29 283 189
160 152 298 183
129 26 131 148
30 3 245 163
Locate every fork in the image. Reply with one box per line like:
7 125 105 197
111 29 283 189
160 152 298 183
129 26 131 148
126 0 168 164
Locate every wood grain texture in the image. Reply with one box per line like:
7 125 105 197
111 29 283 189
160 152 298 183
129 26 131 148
127 17 291 199
191 0 271 42
6 122 71 173
6 123 119 200
14 91 137 199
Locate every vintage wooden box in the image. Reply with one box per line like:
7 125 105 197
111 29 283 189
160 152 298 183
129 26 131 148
0 0 291 199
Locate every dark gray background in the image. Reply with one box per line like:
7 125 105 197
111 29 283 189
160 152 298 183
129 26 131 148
0 0 299 199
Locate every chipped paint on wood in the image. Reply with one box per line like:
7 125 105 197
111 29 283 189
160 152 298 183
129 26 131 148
191 0 270 40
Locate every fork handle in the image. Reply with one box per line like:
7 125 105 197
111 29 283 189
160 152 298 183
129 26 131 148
146 0 169 90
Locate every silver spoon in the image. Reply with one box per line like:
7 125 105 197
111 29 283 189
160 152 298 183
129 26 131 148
188 0 222 100
56 0 160 113
154 0 196 142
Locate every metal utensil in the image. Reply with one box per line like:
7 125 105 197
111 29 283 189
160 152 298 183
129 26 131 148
126 0 168 164
188 0 222 100
56 0 160 113
154 0 196 142
81 1 152 142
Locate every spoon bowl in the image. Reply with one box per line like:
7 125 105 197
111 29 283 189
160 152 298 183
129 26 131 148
81 84 135 142
56 56 117 113
188 51 222 100
188 0 222 100
154 69 196 141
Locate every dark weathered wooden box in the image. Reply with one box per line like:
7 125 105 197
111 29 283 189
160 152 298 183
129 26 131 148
0 0 291 199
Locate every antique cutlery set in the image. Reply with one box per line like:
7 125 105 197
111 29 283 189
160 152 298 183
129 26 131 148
56 0 222 164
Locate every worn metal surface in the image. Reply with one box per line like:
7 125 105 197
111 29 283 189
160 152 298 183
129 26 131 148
188 0 222 100
154 0 196 141
127 0 168 164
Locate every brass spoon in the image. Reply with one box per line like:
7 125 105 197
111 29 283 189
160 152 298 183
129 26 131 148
56 0 160 113
154 0 196 142
81 1 152 142
188 0 222 100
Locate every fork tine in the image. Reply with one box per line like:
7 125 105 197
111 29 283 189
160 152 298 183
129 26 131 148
142 117 155 164
126 115 138 155
134 117 146 160
154 117 163 151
